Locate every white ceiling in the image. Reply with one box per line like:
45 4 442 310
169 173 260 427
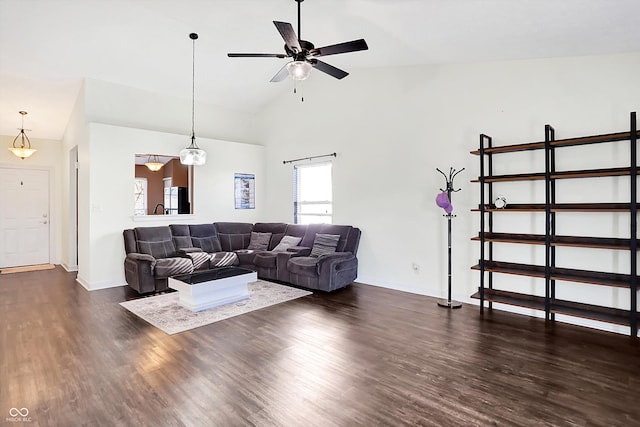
2 0 640 140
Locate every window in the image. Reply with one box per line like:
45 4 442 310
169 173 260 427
134 178 147 216
294 162 332 224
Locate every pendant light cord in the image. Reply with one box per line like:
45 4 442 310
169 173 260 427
190 33 198 145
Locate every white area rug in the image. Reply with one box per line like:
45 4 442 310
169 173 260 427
120 280 312 335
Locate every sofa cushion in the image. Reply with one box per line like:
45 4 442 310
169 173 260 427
188 224 223 253
254 252 277 268
253 222 288 250
192 236 222 253
154 257 193 278
215 222 254 251
185 251 210 270
235 250 257 266
300 224 352 253
169 224 193 250
247 232 272 250
172 236 192 250
272 235 302 252
287 257 319 277
135 227 178 258
210 252 239 267
310 234 340 257
138 240 177 259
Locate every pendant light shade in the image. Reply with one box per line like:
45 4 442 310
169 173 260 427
180 135 207 166
9 111 37 159
145 154 164 171
180 32 206 166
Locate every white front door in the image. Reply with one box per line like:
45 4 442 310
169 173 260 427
0 168 50 268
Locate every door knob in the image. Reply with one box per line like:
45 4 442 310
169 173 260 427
41 220 48 224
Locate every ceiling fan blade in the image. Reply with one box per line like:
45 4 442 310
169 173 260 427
228 53 287 58
310 39 368 57
273 21 302 53
270 64 290 82
310 59 349 80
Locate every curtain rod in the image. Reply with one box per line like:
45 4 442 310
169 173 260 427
282 152 337 165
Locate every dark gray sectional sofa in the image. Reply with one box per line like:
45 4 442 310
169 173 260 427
123 222 361 294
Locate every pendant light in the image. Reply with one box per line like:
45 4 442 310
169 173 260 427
9 111 37 159
145 154 164 172
180 32 206 166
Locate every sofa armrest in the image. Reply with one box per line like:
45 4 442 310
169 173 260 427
177 247 203 254
276 251 300 282
317 252 358 292
126 252 157 264
124 253 157 294
287 246 312 256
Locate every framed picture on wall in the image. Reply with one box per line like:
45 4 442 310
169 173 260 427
234 173 255 209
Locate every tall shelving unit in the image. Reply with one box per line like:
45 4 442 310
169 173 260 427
471 112 639 337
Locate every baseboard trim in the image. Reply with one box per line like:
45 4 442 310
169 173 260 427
61 262 78 272
75 275 126 291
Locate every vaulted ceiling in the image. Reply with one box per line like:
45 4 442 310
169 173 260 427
2 0 640 139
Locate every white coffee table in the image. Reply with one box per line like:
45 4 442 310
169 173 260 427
168 267 258 312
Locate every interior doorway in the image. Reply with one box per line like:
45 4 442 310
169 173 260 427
0 167 50 268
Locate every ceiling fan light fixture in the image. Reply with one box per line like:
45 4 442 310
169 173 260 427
9 111 37 160
286 60 312 80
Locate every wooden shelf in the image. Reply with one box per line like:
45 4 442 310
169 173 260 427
551 130 640 148
472 204 545 212
471 167 638 183
472 232 545 245
551 299 631 326
551 203 635 212
471 289 632 326
472 260 634 288
471 261 545 278
471 173 545 183
470 141 545 155
472 232 633 249
470 130 640 155
472 113 639 336
471 288 546 311
472 203 637 212
551 167 638 180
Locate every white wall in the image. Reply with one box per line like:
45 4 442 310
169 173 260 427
55 78 266 290
84 78 260 145
60 82 87 271
0 134 63 266
78 123 264 290
258 51 640 333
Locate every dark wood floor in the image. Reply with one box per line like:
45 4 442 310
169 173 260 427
1 266 639 426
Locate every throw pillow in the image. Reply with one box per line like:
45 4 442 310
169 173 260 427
247 232 272 251
310 233 340 257
272 235 302 252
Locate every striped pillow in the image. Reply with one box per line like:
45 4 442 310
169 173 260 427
310 234 340 257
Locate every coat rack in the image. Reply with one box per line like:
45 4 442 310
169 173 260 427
436 167 464 309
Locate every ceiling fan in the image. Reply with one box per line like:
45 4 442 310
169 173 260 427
227 0 368 82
